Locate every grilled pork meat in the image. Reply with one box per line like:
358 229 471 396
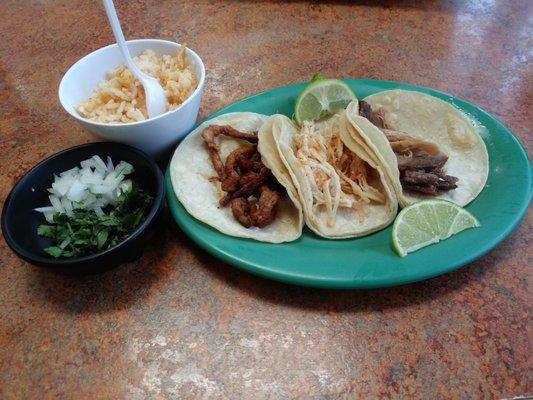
231 166 270 200
202 125 281 228
202 127 226 180
250 185 280 228
230 198 253 228
222 146 257 192
207 124 259 143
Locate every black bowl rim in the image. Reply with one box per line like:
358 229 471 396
1 142 164 266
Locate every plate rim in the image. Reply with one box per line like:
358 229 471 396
165 78 532 289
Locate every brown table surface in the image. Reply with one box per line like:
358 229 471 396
1 1 531 399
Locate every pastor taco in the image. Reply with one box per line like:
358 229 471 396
170 112 303 243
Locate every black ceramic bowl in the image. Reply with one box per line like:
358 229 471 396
1 142 164 274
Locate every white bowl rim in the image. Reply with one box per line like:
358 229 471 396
58 39 206 128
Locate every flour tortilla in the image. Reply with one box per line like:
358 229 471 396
349 90 489 207
271 113 397 239
170 112 303 243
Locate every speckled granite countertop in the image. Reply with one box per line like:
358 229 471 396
0 0 531 398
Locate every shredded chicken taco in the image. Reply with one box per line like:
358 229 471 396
170 112 303 243
345 90 489 207
270 113 397 239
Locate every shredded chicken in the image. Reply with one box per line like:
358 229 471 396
327 133 386 204
294 121 385 227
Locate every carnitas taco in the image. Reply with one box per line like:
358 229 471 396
344 90 489 207
170 112 303 243
269 113 397 239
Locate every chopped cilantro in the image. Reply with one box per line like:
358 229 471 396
37 185 152 258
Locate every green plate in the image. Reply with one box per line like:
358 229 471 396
165 79 532 288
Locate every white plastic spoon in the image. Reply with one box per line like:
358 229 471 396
102 0 167 119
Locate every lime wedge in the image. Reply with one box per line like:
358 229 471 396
392 200 480 257
294 78 356 124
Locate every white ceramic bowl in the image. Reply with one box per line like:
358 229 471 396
59 39 205 159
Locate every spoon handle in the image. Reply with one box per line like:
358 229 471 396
102 0 144 77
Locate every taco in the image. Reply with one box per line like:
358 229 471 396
269 113 397 239
170 112 303 243
345 90 489 207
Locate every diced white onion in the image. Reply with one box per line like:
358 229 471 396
60 167 79 177
43 211 55 223
92 155 107 175
34 155 135 219
34 206 55 213
80 159 96 170
60 197 73 216
52 179 72 196
106 156 114 172
119 180 132 195
90 184 111 194
115 161 134 176
49 195 65 214
67 180 87 202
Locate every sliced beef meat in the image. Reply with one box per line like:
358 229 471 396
371 108 392 130
435 172 459 190
358 100 391 129
397 151 458 195
382 129 441 156
402 183 439 195
396 152 458 195
402 169 444 187
396 152 448 172
402 170 458 195
357 102 459 196
358 100 373 122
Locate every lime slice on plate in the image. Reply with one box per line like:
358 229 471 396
294 78 356 124
392 200 480 257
